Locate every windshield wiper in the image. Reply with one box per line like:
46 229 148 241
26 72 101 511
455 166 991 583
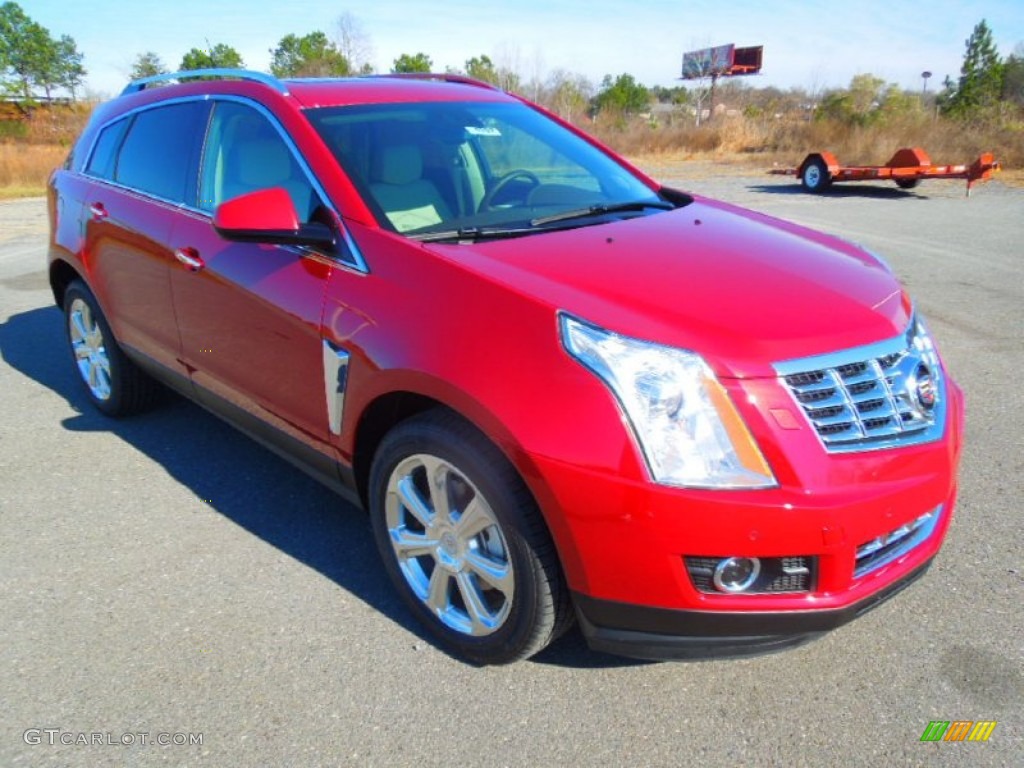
530 200 676 227
412 200 677 242
412 226 537 243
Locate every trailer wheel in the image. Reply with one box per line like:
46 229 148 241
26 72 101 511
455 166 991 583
895 179 919 190
801 158 831 193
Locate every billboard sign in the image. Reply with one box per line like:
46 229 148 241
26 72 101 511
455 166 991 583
681 44 763 80
682 44 734 79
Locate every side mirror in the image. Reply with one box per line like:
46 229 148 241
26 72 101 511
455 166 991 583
213 187 335 249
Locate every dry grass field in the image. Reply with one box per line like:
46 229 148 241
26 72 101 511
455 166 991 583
593 112 1024 175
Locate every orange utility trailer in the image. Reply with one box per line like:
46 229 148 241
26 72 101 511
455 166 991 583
770 147 1000 195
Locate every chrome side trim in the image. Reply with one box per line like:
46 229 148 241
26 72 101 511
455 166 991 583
322 340 351 436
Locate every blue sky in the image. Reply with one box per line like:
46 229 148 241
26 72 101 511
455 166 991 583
26 0 1024 98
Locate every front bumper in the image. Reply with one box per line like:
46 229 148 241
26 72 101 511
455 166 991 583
523 375 963 660
574 557 933 660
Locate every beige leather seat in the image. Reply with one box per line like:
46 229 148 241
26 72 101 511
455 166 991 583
370 144 452 232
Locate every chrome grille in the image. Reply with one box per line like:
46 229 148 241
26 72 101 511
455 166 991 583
855 507 941 578
774 319 946 453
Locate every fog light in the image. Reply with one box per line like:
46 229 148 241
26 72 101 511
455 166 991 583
712 556 761 593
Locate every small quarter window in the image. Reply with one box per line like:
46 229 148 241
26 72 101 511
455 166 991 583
85 118 129 181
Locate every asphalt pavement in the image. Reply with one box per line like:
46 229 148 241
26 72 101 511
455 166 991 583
1 174 1021 767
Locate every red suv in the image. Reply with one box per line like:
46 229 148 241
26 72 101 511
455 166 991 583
48 70 964 664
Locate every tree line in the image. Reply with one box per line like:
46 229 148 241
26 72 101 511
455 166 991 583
0 1 85 101
2 1 1020 129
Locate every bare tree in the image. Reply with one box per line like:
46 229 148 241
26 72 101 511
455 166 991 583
680 41 718 126
545 69 592 123
525 46 545 102
335 12 374 74
492 42 522 92
804 65 827 121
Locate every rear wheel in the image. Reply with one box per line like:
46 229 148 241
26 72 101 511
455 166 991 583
369 409 571 664
895 178 919 190
63 280 160 416
801 158 831 193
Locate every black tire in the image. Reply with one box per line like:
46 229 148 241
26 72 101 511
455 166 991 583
800 157 831 193
63 280 160 416
369 409 572 664
895 178 919 190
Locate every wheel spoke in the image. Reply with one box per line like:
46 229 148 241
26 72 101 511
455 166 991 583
70 312 89 343
426 566 451 615
94 367 111 399
455 496 492 540
87 327 104 350
87 360 101 391
390 528 437 560
79 302 93 329
396 475 434 528
456 571 495 634
420 455 453 523
464 550 513 596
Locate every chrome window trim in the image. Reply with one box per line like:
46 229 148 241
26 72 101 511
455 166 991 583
774 316 947 453
79 94 369 274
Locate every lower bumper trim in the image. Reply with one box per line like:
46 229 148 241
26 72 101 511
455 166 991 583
574 557 933 661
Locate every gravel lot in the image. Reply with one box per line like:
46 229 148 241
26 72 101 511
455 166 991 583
1 172 1021 767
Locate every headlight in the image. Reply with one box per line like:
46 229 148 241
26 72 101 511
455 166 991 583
560 314 776 489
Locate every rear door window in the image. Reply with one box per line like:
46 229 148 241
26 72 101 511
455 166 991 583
114 101 209 203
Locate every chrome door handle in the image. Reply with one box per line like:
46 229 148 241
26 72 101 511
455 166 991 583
89 202 108 220
174 247 204 272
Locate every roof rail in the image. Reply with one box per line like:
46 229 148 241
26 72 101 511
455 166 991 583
375 73 501 91
121 69 288 96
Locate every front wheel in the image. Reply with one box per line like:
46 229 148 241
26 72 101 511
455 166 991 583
895 178 919 190
369 410 571 664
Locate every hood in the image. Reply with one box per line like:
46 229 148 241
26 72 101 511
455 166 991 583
428 196 911 378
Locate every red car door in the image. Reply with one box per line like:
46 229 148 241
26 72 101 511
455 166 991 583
81 101 209 375
168 100 336 458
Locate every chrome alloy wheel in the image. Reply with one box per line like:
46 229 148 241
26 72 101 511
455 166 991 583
385 453 514 636
68 297 112 401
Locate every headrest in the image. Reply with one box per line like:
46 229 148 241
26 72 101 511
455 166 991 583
374 144 423 186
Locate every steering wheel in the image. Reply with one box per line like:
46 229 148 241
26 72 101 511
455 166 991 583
479 170 541 211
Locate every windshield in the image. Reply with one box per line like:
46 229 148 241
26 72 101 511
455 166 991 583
307 100 678 239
